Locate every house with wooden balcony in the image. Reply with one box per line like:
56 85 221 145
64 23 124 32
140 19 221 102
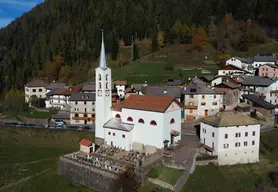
45 85 82 109
69 92 96 125
182 83 223 121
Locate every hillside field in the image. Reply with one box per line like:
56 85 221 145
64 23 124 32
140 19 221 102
109 42 278 84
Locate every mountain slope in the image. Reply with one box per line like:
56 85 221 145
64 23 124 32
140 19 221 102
0 0 278 93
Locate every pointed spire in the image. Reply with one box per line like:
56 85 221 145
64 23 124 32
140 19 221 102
99 29 107 70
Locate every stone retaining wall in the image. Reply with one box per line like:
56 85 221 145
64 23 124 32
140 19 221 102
58 156 118 192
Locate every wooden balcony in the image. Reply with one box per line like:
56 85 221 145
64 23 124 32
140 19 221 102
72 116 95 122
184 105 198 109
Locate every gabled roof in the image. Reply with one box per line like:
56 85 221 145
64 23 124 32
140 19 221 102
201 111 259 127
183 83 222 95
80 139 92 147
242 94 276 110
46 86 82 96
69 92 95 101
26 79 47 88
241 76 275 87
254 55 276 63
46 82 66 90
199 75 215 82
215 82 239 89
112 94 182 113
220 65 250 73
81 82 96 92
144 86 181 98
259 63 278 69
165 79 182 86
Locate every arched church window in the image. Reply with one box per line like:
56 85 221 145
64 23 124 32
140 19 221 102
127 117 133 122
98 82 101 89
115 114 121 118
106 82 108 89
138 118 144 124
98 74 101 81
106 74 108 81
170 118 175 124
150 120 157 126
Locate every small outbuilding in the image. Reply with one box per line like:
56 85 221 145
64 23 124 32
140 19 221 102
80 139 93 154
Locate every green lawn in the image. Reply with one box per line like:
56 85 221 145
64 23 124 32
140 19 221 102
139 181 171 192
152 166 184 186
0 127 94 192
22 108 57 119
182 130 278 192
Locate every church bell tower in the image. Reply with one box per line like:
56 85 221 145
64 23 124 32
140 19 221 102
95 30 112 142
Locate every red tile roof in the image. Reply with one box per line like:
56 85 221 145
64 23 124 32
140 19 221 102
113 94 182 113
55 85 82 96
80 139 92 147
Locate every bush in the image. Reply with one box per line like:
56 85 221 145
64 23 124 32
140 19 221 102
148 168 159 178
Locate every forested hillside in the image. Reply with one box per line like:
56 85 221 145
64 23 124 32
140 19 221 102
0 0 278 93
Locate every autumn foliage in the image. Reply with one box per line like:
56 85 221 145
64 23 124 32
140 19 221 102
192 26 208 51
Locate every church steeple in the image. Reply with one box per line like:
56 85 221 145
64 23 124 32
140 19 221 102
99 30 107 70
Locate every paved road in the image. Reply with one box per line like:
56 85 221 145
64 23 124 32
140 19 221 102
174 149 197 192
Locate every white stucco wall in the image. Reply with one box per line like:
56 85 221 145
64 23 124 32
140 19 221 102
104 128 132 150
80 145 90 154
95 67 112 140
25 86 47 103
226 58 243 69
200 122 260 165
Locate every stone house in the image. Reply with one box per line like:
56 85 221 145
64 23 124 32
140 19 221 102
215 82 240 107
258 64 278 79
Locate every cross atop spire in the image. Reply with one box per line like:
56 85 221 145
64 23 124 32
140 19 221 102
99 29 107 70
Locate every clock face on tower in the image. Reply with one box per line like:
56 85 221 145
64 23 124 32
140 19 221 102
105 90 110 96
97 90 102 97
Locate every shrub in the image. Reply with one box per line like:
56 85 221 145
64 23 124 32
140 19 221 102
148 168 159 178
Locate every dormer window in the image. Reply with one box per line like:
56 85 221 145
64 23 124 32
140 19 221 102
127 117 133 122
138 118 144 124
98 74 101 81
115 114 121 118
170 118 175 124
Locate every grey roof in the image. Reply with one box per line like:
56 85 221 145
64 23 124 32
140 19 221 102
69 92 95 101
103 118 134 132
165 79 182 86
144 86 182 98
199 75 214 82
254 55 276 63
260 63 278 69
46 88 59 96
239 57 254 64
132 84 147 91
242 94 276 110
82 83 96 92
201 111 259 127
183 83 222 95
216 82 239 89
46 82 66 90
192 78 207 86
241 76 274 87
26 79 47 88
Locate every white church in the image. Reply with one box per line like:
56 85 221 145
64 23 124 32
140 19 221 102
94 32 182 153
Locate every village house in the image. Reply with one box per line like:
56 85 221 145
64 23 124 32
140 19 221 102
69 92 95 125
252 55 276 69
182 83 223 120
45 85 82 109
25 79 47 103
143 86 182 102
200 111 260 165
214 82 240 108
113 80 127 99
241 94 277 121
225 57 253 71
218 65 250 76
240 76 278 105
258 64 278 79
211 75 240 88
94 33 182 153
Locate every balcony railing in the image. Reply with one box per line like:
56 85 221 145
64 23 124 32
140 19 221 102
184 105 198 109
